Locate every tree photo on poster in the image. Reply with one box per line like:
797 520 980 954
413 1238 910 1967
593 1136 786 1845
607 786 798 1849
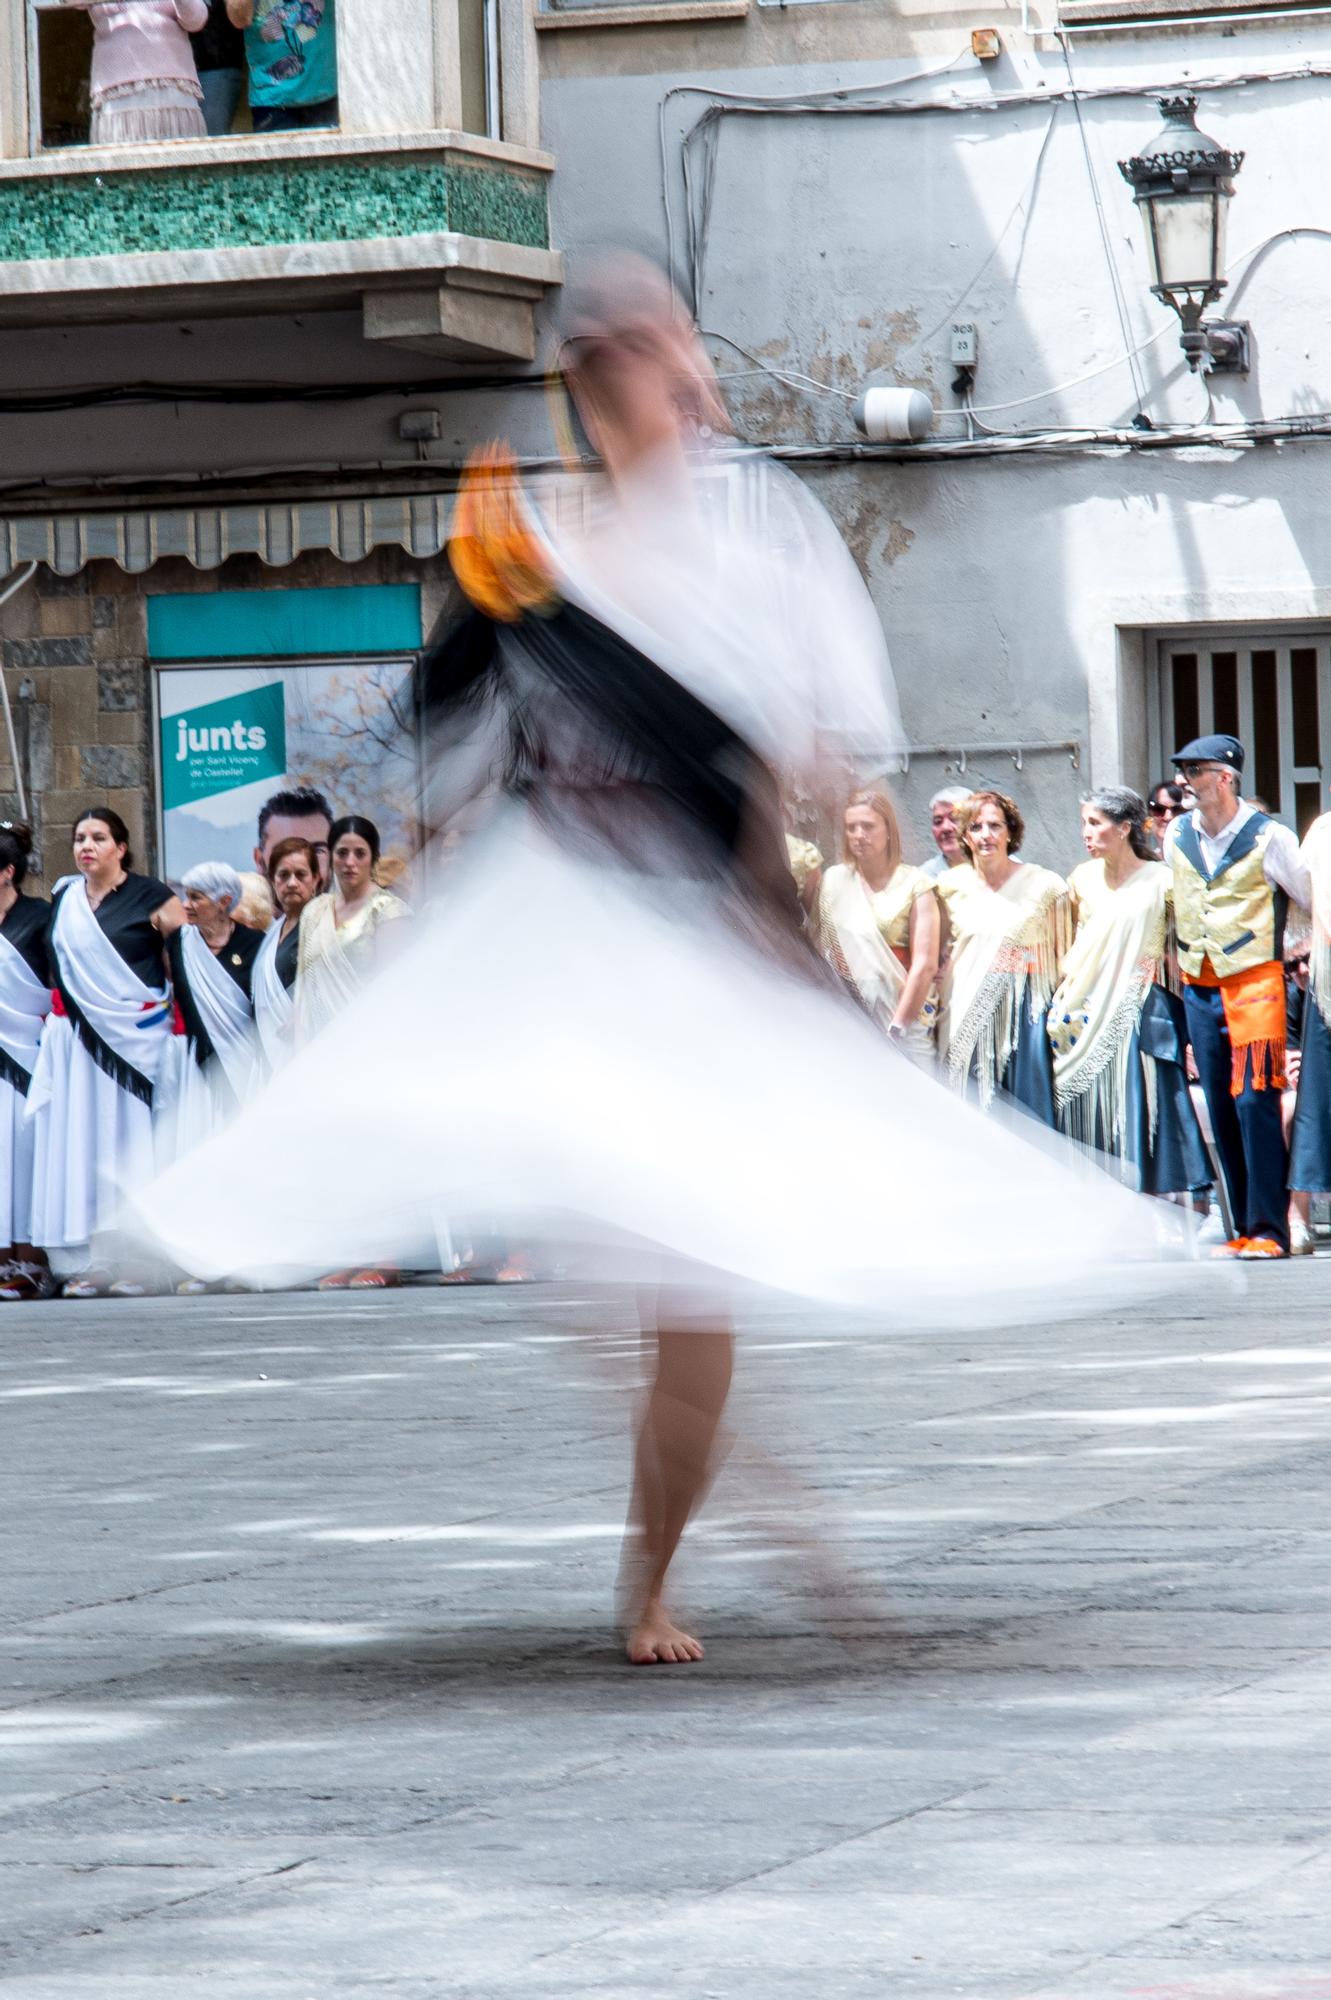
156 659 420 889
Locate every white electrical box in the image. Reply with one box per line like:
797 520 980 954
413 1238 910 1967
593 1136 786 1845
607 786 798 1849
950 323 979 366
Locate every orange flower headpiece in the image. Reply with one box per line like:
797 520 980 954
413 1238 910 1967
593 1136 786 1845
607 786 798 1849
449 443 558 624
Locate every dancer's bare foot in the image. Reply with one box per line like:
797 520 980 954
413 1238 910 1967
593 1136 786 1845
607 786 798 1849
626 1601 704 1665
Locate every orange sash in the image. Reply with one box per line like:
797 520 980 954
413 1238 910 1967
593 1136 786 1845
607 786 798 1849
1184 957 1287 1094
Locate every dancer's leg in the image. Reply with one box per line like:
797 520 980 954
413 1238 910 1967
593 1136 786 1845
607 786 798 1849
625 1290 734 1664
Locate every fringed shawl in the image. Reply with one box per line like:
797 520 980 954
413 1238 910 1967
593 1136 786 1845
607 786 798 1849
1048 859 1170 1158
938 863 1071 1106
294 889 410 1044
815 862 933 1033
1301 812 1331 1036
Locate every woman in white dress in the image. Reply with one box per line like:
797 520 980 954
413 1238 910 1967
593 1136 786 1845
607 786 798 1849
296 816 410 1291
129 260 1169 1664
294 816 410 1047
251 836 319 1074
0 824 54 1301
815 788 940 1060
28 807 183 1297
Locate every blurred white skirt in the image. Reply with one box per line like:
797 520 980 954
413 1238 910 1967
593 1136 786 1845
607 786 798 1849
127 812 1177 1321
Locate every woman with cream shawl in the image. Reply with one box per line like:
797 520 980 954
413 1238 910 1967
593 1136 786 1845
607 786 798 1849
1288 808 1331 1205
1048 788 1208 1194
294 814 409 1046
936 789 1069 1121
815 788 939 1060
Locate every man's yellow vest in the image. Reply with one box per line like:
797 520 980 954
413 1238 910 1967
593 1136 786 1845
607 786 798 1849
1171 812 1285 980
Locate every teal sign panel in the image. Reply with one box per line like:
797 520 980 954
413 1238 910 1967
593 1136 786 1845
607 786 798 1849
148 584 423 661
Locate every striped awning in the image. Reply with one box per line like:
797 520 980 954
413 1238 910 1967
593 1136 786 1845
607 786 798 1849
0 492 457 577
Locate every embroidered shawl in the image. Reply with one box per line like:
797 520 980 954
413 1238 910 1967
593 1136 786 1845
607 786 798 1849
938 863 1071 1106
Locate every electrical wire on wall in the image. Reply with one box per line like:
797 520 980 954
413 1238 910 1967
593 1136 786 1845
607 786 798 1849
659 57 1331 314
1057 32 1153 423
659 55 1331 445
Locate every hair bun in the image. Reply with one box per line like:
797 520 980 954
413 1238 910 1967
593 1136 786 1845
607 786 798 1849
0 821 33 855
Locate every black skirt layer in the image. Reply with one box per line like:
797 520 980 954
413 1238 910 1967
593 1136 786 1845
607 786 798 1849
423 598 809 960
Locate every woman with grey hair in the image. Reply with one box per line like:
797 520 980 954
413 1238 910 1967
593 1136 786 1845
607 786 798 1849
159 861 263 1169
1046 786 1209 1196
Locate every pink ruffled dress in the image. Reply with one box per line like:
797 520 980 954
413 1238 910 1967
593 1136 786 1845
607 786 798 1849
68 0 210 145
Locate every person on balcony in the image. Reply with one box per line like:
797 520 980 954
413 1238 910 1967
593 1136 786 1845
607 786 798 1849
191 0 246 134
225 0 338 133
63 1 210 147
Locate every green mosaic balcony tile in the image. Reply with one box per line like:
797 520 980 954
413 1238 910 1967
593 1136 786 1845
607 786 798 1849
0 154 549 265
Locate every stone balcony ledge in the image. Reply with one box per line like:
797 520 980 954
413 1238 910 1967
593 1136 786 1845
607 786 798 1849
0 126 554 182
0 131 560 361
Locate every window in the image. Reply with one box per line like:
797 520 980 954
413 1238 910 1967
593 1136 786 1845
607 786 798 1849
32 1 93 149
29 0 342 154
1155 630 1331 835
458 0 500 140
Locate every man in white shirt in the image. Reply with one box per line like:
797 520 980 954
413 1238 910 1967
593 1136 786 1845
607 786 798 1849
1167 733 1311 1259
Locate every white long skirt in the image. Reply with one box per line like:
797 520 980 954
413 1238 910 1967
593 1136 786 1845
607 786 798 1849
28 1017 158 1254
155 1037 228 1170
0 1075 37 1245
126 814 1181 1320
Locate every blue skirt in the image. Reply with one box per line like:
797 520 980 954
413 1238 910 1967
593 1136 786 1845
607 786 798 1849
1290 994 1331 1192
1058 986 1210 1196
994 1002 1058 1128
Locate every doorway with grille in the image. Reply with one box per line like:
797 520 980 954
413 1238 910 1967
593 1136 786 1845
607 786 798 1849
1151 630 1331 836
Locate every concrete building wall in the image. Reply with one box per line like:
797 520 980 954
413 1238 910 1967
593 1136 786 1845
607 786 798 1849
4 3 1331 879
531 6 1331 868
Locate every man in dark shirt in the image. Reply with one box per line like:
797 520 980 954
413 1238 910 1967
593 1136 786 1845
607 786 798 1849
192 0 246 134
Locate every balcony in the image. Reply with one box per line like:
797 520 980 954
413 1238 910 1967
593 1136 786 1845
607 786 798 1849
0 0 560 361
0 130 558 358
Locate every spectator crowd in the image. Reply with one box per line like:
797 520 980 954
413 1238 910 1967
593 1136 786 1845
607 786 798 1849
1 728 1327 1301
0 784 405 1300
799 731 1330 1263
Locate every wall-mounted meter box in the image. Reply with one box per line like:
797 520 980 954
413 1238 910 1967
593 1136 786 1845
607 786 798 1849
950 324 979 366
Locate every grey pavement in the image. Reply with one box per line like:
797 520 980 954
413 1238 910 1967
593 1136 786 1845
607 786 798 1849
3 1271 1331 1997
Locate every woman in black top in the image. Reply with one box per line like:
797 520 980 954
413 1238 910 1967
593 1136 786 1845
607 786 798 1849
161 861 262 1295
166 861 263 1089
251 835 319 1072
191 0 246 133
28 808 183 1298
0 824 53 1300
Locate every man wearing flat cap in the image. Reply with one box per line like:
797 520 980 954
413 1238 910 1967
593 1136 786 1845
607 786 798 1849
1167 734 1311 1258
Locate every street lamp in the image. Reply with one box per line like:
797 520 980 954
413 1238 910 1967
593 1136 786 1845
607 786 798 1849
1118 94 1249 375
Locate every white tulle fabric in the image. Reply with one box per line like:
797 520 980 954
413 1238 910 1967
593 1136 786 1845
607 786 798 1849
127 449 1172 1310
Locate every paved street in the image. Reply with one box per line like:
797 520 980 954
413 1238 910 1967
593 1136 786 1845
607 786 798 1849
4 1272 1331 1998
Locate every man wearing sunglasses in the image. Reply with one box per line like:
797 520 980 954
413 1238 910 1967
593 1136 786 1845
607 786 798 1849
1165 734 1311 1258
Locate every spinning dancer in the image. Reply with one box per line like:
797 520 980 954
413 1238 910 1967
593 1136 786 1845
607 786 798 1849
131 258 1165 1663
